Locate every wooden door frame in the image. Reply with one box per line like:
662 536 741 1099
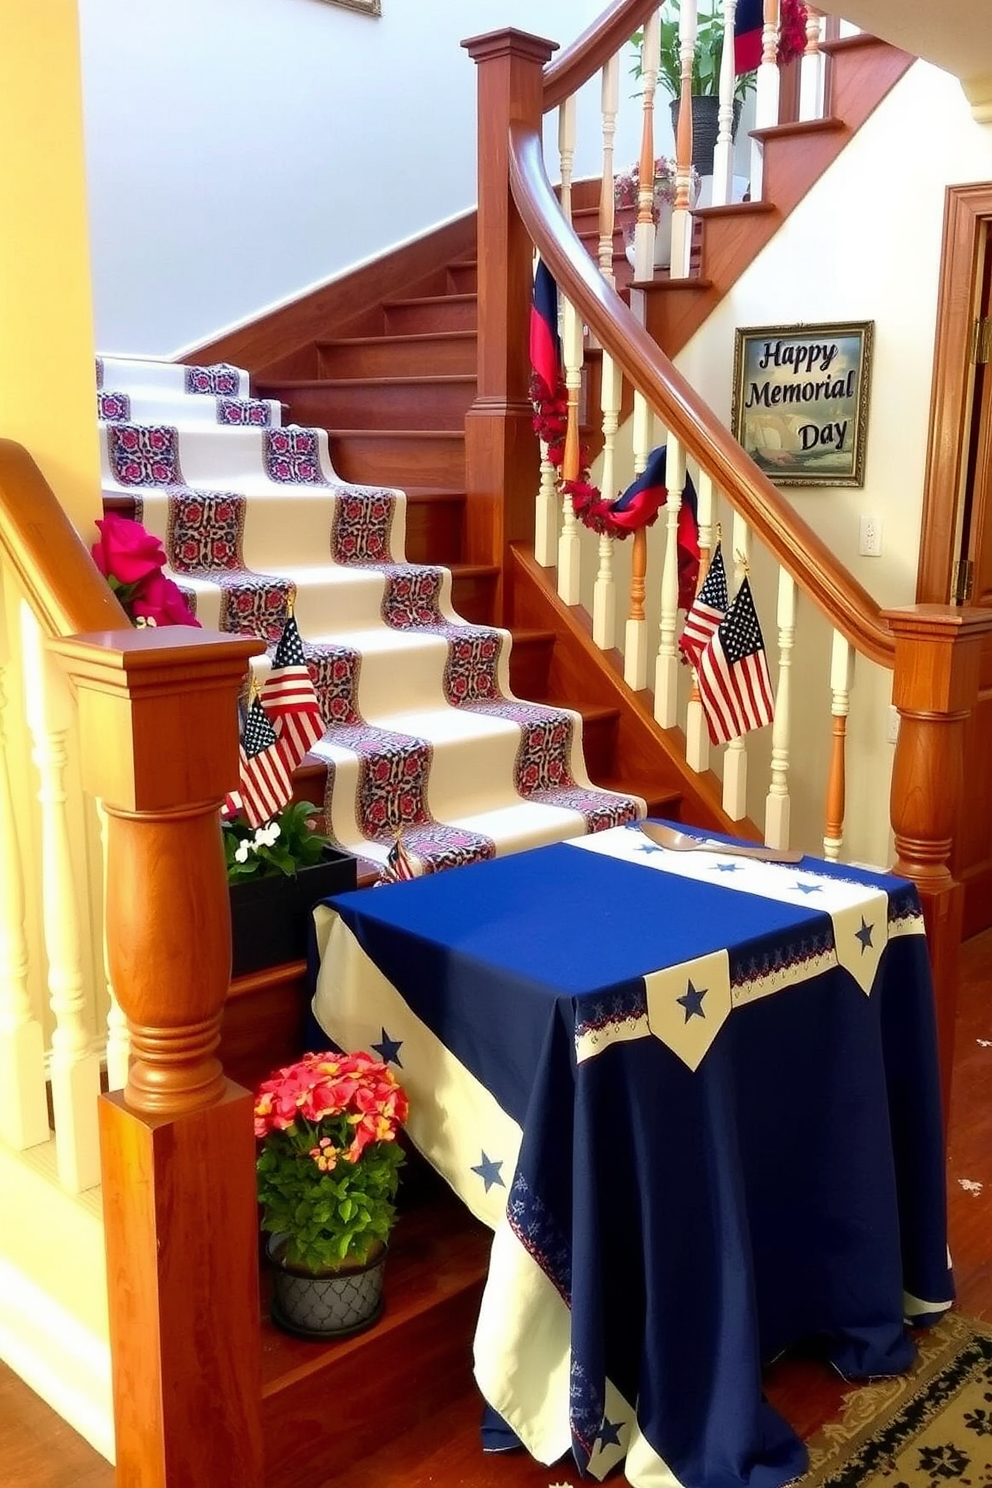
917 182 992 603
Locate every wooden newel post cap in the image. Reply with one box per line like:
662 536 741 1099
49 627 266 1116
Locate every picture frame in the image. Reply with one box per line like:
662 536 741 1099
730 320 874 486
316 0 380 13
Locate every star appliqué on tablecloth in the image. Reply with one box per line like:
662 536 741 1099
471 1151 505 1191
371 1027 403 1067
635 838 665 856
711 861 743 873
676 979 707 1021
855 917 874 954
792 881 823 895
596 1415 623 1448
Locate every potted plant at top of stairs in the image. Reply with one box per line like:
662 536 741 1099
630 0 809 177
254 1047 409 1338
224 799 356 978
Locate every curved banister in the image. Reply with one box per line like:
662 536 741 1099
543 0 658 112
507 122 896 668
0 438 127 637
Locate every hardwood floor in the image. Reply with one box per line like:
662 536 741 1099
3 929 990 1488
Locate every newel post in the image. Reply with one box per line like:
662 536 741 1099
884 604 992 1124
49 625 266 1488
461 28 556 610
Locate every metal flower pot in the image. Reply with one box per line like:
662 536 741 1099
266 1235 387 1339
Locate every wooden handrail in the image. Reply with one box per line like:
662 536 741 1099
0 439 126 637
506 122 895 667
543 0 658 111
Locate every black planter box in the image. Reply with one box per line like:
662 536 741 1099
229 849 358 979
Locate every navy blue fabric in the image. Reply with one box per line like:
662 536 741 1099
312 827 952 1488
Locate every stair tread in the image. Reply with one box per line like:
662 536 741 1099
329 427 463 438
318 330 476 348
257 375 476 390
383 293 477 309
692 200 778 220
750 115 845 142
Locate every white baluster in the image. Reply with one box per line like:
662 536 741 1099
624 393 655 690
798 6 824 122
764 567 795 849
0 586 49 1150
599 54 620 286
750 0 781 200
685 474 714 774
534 441 559 569
824 630 855 861
21 605 101 1192
634 8 661 285
97 800 130 1092
671 0 698 279
593 353 622 651
557 296 584 605
722 514 750 820
711 0 739 206
654 435 684 727
558 94 577 224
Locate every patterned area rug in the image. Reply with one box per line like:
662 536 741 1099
801 1314 992 1488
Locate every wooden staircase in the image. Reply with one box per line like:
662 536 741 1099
184 30 918 1487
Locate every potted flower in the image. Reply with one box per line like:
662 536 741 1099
254 1048 409 1337
91 510 200 627
224 799 357 977
614 154 700 269
630 0 808 175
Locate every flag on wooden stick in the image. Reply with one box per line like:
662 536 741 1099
679 542 729 668
696 576 775 745
237 690 294 828
379 832 421 885
260 610 325 772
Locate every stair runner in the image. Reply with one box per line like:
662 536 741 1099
96 356 645 878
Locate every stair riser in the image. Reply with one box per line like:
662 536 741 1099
507 635 555 699
404 492 465 565
318 336 476 378
446 263 477 294
260 379 475 432
330 432 465 487
383 299 476 335
578 711 619 780
261 1281 483 1488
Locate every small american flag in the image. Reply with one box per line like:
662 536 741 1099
679 542 728 668
260 612 325 771
380 832 420 884
237 693 294 828
696 576 775 745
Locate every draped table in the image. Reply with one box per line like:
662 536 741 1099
310 822 954 1488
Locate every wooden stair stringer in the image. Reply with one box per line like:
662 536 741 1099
507 544 764 843
643 35 916 355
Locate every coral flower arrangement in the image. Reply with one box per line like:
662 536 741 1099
254 1050 409 1273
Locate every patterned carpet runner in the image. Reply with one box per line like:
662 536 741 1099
97 355 644 877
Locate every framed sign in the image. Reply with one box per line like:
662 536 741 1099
731 320 873 486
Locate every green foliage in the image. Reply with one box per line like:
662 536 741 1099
256 1117 405 1270
223 799 334 884
630 1 755 102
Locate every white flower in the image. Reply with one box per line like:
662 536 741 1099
234 840 251 863
255 821 281 847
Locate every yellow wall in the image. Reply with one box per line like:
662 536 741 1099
0 0 102 531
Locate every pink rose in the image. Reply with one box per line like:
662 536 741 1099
92 512 167 586
131 571 201 627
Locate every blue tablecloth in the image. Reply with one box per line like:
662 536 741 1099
309 822 953 1488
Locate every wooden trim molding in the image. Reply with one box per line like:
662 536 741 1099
917 182 992 604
